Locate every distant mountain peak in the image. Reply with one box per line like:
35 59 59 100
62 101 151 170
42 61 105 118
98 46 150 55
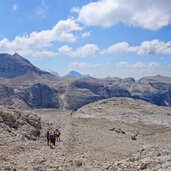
0 53 51 78
13 52 20 56
65 70 89 78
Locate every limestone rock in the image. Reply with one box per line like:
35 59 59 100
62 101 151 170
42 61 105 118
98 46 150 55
0 106 41 140
16 83 60 109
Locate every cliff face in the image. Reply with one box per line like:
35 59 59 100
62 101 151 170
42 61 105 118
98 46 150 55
15 83 60 109
138 75 171 106
0 83 60 109
0 85 14 106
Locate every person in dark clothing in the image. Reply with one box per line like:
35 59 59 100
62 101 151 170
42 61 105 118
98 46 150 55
50 131 53 145
46 131 50 145
56 128 61 142
53 131 57 146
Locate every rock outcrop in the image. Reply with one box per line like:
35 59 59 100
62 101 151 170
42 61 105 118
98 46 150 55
0 83 60 109
0 106 41 140
15 83 60 109
0 85 14 106
138 75 171 106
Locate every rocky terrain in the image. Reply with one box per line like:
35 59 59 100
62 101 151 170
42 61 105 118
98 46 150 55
1 97 171 170
0 106 41 141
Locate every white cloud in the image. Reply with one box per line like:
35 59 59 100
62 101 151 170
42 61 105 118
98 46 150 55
75 44 99 57
133 62 145 69
58 44 99 57
116 61 129 68
101 40 171 55
148 62 160 68
101 42 137 55
94 63 103 67
76 0 171 30
117 61 146 69
69 61 91 68
71 7 80 13
137 40 171 55
116 61 162 79
69 62 106 68
117 61 160 69
0 19 82 58
35 7 45 17
58 45 73 56
35 0 48 18
12 4 18 11
81 32 91 38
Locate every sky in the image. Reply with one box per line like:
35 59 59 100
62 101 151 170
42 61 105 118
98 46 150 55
0 0 171 79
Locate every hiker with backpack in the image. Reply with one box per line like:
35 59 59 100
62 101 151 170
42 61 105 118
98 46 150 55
46 130 50 145
49 131 53 145
56 128 61 142
53 131 57 146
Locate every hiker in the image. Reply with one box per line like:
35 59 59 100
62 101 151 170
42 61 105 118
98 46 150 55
56 128 61 142
46 130 50 145
53 131 57 146
50 131 53 145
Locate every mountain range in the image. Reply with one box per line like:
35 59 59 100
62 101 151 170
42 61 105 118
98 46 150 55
0 53 171 110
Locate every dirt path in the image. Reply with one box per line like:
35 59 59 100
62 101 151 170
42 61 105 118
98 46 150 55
5 109 117 171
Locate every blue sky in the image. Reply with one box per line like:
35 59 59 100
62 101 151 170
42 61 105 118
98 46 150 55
0 0 171 79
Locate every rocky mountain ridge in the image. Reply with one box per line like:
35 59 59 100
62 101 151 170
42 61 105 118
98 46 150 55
0 53 52 78
0 53 171 110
